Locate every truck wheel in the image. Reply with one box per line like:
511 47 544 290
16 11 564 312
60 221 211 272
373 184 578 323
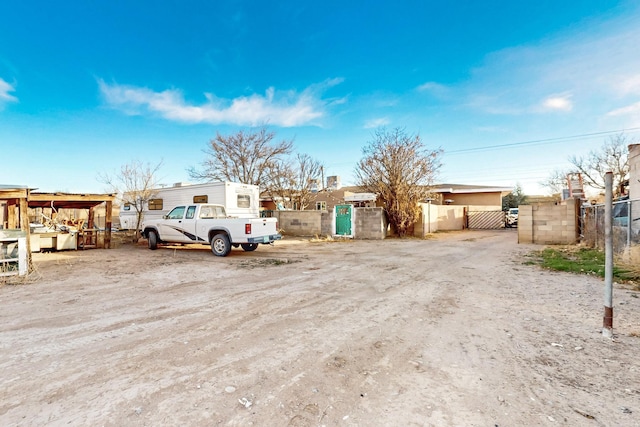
148 230 158 250
241 243 258 252
211 233 231 257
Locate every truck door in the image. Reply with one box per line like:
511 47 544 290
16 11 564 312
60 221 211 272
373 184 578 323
160 206 190 243
181 205 203 242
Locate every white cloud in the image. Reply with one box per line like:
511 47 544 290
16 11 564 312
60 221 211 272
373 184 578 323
459 9 640 117
541 94 573 112
417 81 447 93
363 117 390 129
606 101 640 117
0 78 18 105
613 74 640 96
475 126 508 133
98 78 343 127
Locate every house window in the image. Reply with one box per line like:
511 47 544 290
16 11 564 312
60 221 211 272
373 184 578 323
148 199 163 210
123 204 131 211
237 194 251 208
315 201 326 211
193 195 208 203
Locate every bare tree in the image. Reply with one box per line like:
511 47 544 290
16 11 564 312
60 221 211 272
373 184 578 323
355 128 442 237
263 158 296 210
98 160 163 238
540 168 574 195
188 126 293 186
568 134 631 197
290 154 324 210
263 154 324 210
541 134 633 197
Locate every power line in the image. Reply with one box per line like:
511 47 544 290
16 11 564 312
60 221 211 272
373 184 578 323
444 127 640 155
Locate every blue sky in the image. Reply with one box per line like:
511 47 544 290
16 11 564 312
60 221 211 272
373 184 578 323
1 1 640 195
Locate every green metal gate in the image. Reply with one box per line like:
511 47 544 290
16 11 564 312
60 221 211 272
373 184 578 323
335 204 352 235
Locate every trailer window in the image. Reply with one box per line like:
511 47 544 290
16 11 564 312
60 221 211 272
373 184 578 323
123 204 131 211
193 195 208 203
148 199 163 210
237 194 251 208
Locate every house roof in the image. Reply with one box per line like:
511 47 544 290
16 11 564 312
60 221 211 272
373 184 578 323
0 185 30 190
337 184 513 194
260 183 512 201
431 183 513 194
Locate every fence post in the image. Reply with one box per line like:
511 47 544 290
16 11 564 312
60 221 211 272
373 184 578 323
627 200 631 249
603 172 614 338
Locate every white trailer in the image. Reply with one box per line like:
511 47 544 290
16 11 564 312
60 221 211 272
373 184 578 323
119 182 260 230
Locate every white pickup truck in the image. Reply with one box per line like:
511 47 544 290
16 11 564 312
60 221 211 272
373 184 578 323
140 203 281 256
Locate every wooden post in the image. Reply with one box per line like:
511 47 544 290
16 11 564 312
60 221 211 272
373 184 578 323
105 201 112 249
87 207 95 229
8 203 17 229
19 196 33 272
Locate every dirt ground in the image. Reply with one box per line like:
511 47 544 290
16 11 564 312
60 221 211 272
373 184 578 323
1 230 639 426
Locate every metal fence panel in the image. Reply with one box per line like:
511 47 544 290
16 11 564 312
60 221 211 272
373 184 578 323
581 198 640 253
467 211 505 229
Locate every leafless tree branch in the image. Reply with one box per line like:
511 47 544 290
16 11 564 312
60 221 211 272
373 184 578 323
355 127 442 237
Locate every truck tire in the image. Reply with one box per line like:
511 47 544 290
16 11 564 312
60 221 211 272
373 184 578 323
241 243 258 252
148 230 158 250
211 233 231 257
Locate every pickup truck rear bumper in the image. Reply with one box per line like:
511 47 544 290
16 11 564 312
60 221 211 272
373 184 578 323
247 234 282 244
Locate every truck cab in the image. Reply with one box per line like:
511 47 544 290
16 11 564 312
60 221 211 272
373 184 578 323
141 203 281 256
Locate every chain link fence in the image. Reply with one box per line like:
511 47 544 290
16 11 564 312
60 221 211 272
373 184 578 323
581 198 640 254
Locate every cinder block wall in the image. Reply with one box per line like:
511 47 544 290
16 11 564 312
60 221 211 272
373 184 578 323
354 207 386 239
518 198 579 244
274 211 322 236
321 212 332 236
274 208 386 238
518 205 534 243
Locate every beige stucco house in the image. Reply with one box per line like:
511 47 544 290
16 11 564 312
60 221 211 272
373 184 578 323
261 183 512 213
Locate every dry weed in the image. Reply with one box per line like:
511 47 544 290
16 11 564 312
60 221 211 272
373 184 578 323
615 245 640 288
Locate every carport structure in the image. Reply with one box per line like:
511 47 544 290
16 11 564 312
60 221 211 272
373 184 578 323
0 185 116 273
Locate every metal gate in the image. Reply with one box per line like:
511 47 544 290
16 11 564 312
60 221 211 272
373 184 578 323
335 204 352 235
467 210 505 229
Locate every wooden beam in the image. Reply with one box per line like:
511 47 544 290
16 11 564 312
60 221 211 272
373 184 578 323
28 193 116 203
0 190 28 199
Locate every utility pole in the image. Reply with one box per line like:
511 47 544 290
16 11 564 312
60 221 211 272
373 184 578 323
603 171 614 338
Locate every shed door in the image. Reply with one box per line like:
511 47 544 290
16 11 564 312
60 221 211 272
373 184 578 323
335 204 352 235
